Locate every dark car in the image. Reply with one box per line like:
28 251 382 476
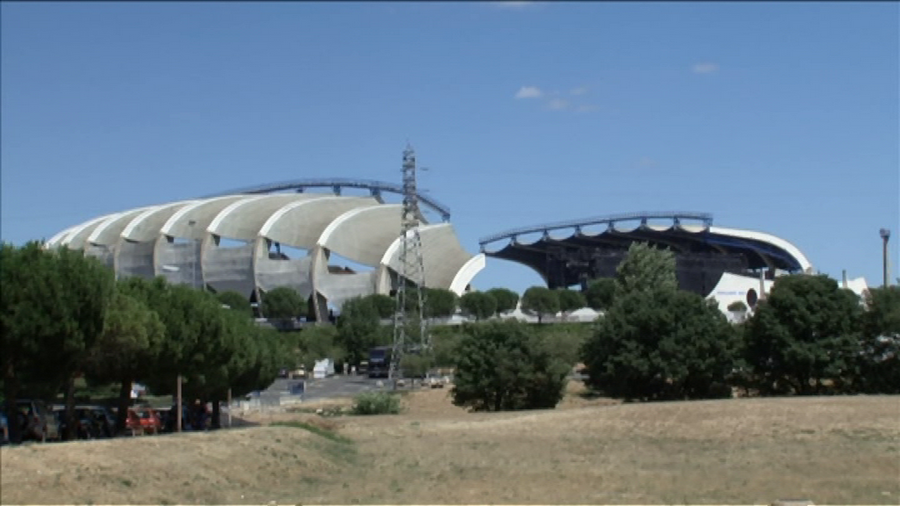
17 400 59 442
76 405 116 438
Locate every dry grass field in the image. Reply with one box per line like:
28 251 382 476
1 382 898 505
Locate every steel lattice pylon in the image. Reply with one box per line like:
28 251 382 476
388 145 429 384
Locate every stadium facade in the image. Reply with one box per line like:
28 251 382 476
479 212 868 313
44 179 485 322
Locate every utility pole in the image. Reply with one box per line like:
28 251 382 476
389 144 429 386
880 228 891 287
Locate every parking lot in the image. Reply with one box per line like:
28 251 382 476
300 374 389 402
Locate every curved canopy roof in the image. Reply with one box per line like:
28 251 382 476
479 212 812 283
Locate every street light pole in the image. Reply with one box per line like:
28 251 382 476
880 229 891 287
176 374 182 432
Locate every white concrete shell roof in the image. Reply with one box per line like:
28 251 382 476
260 196 378 249
209 194 326 240
45 192 485 314
161 196 246 239
381 223 472 288
122 201 197 242
318 204 403 267
46 225 78 248
88 207 156 246
57 214 119 249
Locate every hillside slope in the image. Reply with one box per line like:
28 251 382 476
1 390 898 505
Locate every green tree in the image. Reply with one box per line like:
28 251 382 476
1 242 62 442
53 247 117 440
556 289 587 312
743 275 863 395
615 242 677 295
727 300 748 312
582 289 737 401
363 293 396 319
86 282 165 433
857 286 899 393
217 291 252 316
400 353 433 378
425 288 459 318
261 286 306 320
0 244 115 441
451 321 570 411
296 325 342 371
459 291 498 321
538 323 592 368
581 242 737 401
521 286 559 323
486 288 519 314
584 278 616 311
336 296 382 366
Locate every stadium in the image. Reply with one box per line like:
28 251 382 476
479 211 868 313
44 179 485 322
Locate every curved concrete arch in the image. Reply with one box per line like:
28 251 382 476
710 226 812 272
58 214 118 249
88 207 157 246
380 223 481 291
449 254 486 295
259 196 378 249
317 204 402 267
45 226 78 249
161 196 246 239
209 194 323 240
122 200 197 242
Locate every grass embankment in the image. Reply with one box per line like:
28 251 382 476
1 387 897 505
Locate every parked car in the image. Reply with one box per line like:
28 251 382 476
124 408 144 436
133 407 162 435
1 413 8 445
76 405 116 438
52 406 95 440
17 400 59 442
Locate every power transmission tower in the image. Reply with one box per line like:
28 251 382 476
389 144 429 385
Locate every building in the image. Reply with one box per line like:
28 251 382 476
44 179 485 322
479 211 868 313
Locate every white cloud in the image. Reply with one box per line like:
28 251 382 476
569 86 589 96
515 86 544 99
547 98 569 111
692 62 719 74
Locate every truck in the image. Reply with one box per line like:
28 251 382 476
367 346 393 378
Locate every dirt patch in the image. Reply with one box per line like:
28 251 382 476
2 386 898 505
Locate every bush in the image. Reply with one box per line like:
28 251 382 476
400 353 433 378
451 321 570 412
743 275 862 395
352 391 402 415
459 291 498 321
727 301 748 312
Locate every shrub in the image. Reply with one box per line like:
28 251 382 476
352 391 402 415
451 321 570 411
727 301 748 312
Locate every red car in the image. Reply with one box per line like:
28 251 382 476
134 407 162 435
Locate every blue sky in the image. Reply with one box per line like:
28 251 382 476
2 1 898 294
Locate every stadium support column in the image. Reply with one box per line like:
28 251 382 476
389 145 429 386
759 269 766 300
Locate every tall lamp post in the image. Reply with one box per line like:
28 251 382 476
160 264 186 432
880 228 891 287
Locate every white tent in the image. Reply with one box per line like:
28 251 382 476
313 359 335 379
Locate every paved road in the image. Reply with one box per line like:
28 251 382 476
300 375 389 401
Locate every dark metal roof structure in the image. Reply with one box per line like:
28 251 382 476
205 178 451 222
479 212 809 289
